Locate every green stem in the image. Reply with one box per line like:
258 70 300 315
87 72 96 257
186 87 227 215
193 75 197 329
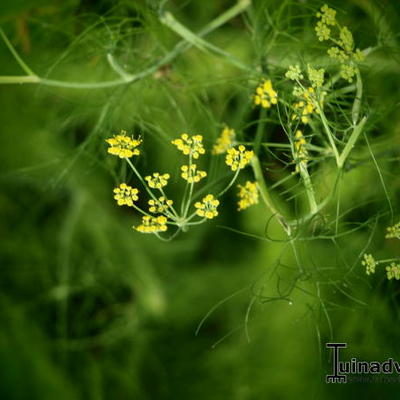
0 0 249 89
0 28 37 76
251 156 290 235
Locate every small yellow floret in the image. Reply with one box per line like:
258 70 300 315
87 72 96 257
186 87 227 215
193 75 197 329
181 164 207 183
148 196 173 213
225 145 254 171
145 172 170 189
253 79 278 108
135 215 168 233
113 183 139 207
194 194 219 219
237 181 259 211
212 127 236 155
106 130 142 158
171 133 205 159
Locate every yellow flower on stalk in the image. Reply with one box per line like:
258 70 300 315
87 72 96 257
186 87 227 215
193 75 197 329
171 134 205 159
361 253 376 276
386 263 400 280
106 131 142 158
386 222 400 240
254 79 278 108
237 181 259 211
135 215 168 233
145 172 170 189
294 130 309 173
225 145 254 171
148 196 173 213
113 183 139 207
181 164 207 183
292 87 316 124
212 126 236 155
194 194 219 219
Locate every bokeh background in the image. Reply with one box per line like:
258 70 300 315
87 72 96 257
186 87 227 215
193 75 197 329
1 0 400 398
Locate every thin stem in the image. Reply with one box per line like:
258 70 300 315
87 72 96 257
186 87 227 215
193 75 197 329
250 156 290 234
125 158 158 202
217 168 240 198
0 28 37 76
0 0 250 89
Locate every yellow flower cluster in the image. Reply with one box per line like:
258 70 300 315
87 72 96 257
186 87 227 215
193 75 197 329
237 181 258 211
145 172 170 189
135 215 168 233
106 131 142 158
292 87 316 124
225 145 254 171
315 4 364 83
212 126 235 155
172 134 205 159
386 263 400 280
148 196 173 213
254 79 278 108
386 222 400 239
294 130 309 172
113 183 139 207
362 253 376 276
194 194 219 219
181 164 207 183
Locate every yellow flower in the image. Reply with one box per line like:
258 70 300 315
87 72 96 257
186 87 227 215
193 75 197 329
194 194 219 219
106 130 142 158
135 215 168 233
292 87 316 124
148 196 173 213
225 145 254 171
237 181 259 211
113 183 139 207
145 172 170 189
361 253 376 276
386 222 400 240
316 5 336 26
171 134 205 159
212 126 236 155
386 263 400 280
294 130 309 173
254 79 278 108
181 164 207 183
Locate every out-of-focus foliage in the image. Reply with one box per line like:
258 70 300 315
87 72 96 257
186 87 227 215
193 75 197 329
0 0 400 398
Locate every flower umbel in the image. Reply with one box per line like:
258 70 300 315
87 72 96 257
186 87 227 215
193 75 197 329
148 196 173 213
254 79 278 108
106 131 142 158
237 181 259 211
181 164 207 183
212 126 236 155
225 145 254 171
195 194 219 219
362 253 376 275
135 215 168 233
292 87 316 124
145 172 170 189
113 184 139 207
386 222 400 240
386 263 400 280
172 134 205 159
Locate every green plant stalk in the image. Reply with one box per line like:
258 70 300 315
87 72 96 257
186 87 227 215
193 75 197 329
0 0 250 89
298 163 318 215
315 105 340 166
251 156 290 235
351 68 363 125
337 116 367 168
160 11 251 72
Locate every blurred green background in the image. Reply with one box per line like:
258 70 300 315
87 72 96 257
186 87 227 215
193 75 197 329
0 0 400 398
